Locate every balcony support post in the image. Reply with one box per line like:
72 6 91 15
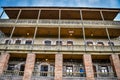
0 53 10 75
31 9 41 51
6 9 22 47
0 10 4 19
80 10 86 52
58 9 61 50
23 53 36 80
100 10 114 52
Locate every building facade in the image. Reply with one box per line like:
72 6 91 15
0 7 120 80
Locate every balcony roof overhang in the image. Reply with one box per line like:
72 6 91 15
2 6 120 20
0 27 120 38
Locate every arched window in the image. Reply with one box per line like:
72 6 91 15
15 40 21 44
5 40 11 44
108 42 114 46
86 41 93 46
44 40 51 46
67 41 73 45
25 40 32 45
56 41 62 45
97 42 104 46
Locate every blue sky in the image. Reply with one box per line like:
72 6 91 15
0 0 120 20
0 0 120 7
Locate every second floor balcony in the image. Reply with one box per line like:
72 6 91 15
0 19 120 28
0 44 120 53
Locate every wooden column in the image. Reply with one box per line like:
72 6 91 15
0 53 10 74
83 54 95 80
23 53 36 80
54 53 63 80
0 10 4 19
110 54 120 79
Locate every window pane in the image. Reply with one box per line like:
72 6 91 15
108 42 114 46
86 41 93 46
67 41 73 45
15 40 21 44
44 40 51 46
5 40 11 44
25 40 32 44
97 42 104 46
56 41 62 45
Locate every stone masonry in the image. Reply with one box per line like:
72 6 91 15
54 53 63 80
23 53 36 80
110 54 120 80
0 52 10 75
83 54 95 80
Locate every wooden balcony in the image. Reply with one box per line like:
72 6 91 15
0 44 120 53
0 19 120 28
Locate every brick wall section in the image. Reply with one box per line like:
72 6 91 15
110 54 120 80
0 53 10 75
23 53 36 80
54 53 63 80
83 54 95 80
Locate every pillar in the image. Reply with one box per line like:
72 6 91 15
23 53 36 80
54 53 63 80
110 54 120 79
0 53 10 74
83 54 95 80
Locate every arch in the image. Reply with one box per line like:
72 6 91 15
97 41 104 46
44 40 51 46
108 42 114 46
15 40 21 44
86 41 93 46
38 62 51 76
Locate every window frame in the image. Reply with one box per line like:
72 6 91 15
25 40 32 45
44 40 52 46
108 42 114 46
97 41 104 46
67 41 73 45
86 41 93 46
5 39 11 44
56 40 62 45
15 40 21 44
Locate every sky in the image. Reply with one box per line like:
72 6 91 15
0 0 120 20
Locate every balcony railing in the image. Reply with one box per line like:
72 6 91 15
31 71 54 80
94 72 117 80
32 71 54 77
0 19 120 28
94 72 116 77
95 77 118 80
0 44 120 52
63 72 86 77
0 70 24 80
63 72 86 80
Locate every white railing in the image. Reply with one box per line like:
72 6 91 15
32 71 54 77
0 19 120 27
0 70 23 80
0 44 120 52
63 72 86 77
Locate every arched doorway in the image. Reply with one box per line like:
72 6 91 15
41 65 48 76
39 62 50 76
19 64 25 76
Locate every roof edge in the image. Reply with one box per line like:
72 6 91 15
1 6 120 10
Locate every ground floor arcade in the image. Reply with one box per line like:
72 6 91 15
0 52 120 80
